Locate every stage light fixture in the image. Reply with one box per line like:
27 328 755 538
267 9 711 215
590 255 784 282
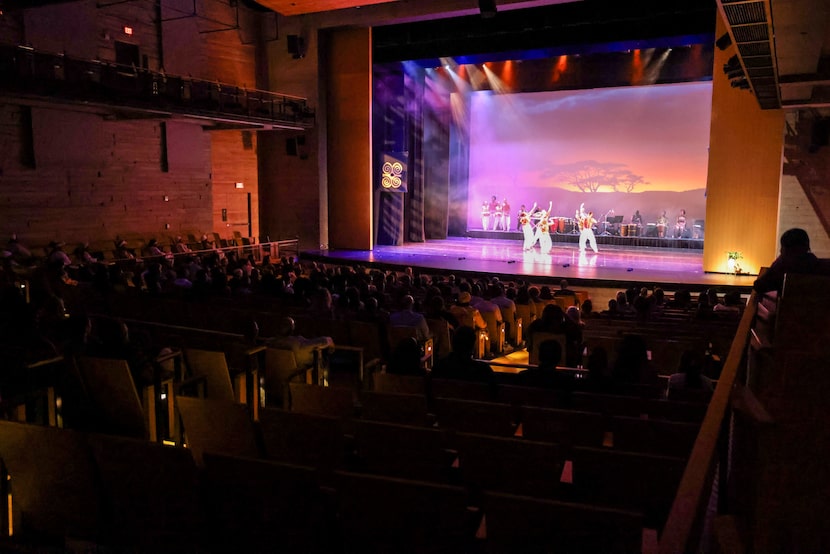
715 33 732 51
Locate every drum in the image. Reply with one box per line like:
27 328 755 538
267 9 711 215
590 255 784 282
657 223 666 238
557 217 566 233
620 224 629 237
563 218 575 233
628 224 640 237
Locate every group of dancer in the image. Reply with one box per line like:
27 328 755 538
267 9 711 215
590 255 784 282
518 202 599 254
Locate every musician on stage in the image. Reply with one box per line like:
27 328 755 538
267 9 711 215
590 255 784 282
631 210 643 225
576 203 599 254
674 209 687 238
481 200 491 230
501 198 511 231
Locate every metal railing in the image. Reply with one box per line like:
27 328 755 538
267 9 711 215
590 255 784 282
0 43 315 129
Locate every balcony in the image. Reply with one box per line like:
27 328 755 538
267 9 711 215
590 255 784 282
0 43 315 131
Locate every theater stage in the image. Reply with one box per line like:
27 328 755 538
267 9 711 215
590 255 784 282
301 237 756 292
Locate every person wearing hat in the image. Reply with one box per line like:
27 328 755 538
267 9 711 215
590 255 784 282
145 238 164 257
114 239 135 260
47 241 71 267
449 290 487 334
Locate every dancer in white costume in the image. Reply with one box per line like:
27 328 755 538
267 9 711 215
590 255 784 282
481 201 491 230
538 212 554 254
532 202 553 252
520 203 537 250
576 203 599 253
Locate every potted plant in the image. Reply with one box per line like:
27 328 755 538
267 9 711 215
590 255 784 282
726 251 743 274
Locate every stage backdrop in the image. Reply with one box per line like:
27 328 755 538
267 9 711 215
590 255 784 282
465 82 712 232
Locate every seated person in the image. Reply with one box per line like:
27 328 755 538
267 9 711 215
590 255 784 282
432 326 494 386
753 228 829 294
516 339 570 389
389 294 430 341
386 336 424 376
667 350 714 397
449 291 487 333
270 316 335 370
553 279 577 298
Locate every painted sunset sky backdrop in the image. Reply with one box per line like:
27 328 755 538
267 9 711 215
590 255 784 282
466 81 713 229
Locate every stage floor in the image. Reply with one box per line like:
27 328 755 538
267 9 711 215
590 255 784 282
302 237 757 291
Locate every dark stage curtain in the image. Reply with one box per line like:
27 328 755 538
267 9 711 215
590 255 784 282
373 62 462 245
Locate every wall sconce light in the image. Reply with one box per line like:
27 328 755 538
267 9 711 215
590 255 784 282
235 182 244 189
163 195 169 202
123 26 133 36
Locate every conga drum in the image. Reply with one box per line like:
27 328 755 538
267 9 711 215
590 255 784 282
657 223 666 238
631 224 641 237
620 224 629 237
557 217 566 233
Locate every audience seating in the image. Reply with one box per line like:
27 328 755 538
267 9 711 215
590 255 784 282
481 491 644 553
350 419 454 483
288 382 356 418
175 397 260 466
372 372 426 395
258 407 345 472
520 405 606 448
333 471 476 553
358 390 431 426
455 432 566 500
201 452 327 553
433 397 516 437
527 332 568 365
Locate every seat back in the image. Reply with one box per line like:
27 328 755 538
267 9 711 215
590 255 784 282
263 347 300 408
77 356 147 439
288 382 355 418
481 310 505 355
359 390 430 426
0 421 100 542
433 398 516 437
258 407 345 471
528 332 567 365
183 348 235 401
175 397 260 466
88 433 204 552
426 317 452 360
373 372 426 395
521 406 606 448
351 420 452 482
202 452 325 553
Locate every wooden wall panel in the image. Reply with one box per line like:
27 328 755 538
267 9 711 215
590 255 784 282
210 131 259 241
324 27 372 250
702 14 785 275
0 104 212 250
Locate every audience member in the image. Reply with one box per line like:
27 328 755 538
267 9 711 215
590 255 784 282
516 339 568 389
270 316 335 370
753 228 829 294
449 291 487 332
667 349 714 397
432 326 495 387
389 294 430 341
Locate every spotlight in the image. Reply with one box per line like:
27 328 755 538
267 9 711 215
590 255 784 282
715 33 732 51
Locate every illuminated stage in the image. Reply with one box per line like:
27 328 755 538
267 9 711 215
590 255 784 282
302 237 755 292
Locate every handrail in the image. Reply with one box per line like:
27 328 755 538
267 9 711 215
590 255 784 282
658 288 758 553
0 43 315 129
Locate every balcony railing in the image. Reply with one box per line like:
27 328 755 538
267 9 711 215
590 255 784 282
0 43 315 130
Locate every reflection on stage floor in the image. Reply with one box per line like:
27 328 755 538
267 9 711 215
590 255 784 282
302 237 755 291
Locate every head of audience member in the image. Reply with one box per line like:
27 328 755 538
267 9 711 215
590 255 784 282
613 334 649 383
673 289 691 308
723 291 742 308
706 288 720 306
581 299 593 317
653 287 665 306
426 295 446 317
457 291 472 306
566 306 581 325
607 298 618 313
399 294 416 312
586 346 609 375
537 339 562 370
539 286 553 300
277 316 296 337
528 286 540 301
559 279 570 291
779 227 811 255
677 349 705 388
388 336 422 376
515 285 531 304
540 303 565 325
451 325 478 358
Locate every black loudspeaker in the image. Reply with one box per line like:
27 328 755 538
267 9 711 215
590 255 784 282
715 33 732 51
287 35 305 59
479 0 497 18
